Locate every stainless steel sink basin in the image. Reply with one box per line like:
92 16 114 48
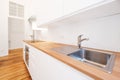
52 46 116 73
67 48 116 73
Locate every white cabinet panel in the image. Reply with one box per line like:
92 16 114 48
29 49 40 80
32 0 63 25
29 57 39 80
28 46 94 80
63 0 104 15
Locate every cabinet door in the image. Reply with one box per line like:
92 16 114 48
29 47 94 80
63 0 104 15
32 0 63 25
29 49 40 80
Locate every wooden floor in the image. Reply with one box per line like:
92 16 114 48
0 48 32 80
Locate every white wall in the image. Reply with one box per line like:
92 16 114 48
37 14 120 52
0 0 9 56
28 0 63 25
24 0 120 52
23 0 63 39
24 0 34 40
9 0 25 5
0 0 24 56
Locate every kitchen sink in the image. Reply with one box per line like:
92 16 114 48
52 46 116 73
68 48 116 73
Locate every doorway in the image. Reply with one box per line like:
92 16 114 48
8 17 24 49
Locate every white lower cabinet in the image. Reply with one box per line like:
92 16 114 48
26 45 94 80
29 50 39 80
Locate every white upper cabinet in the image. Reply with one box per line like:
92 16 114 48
63 0 105 15
32 0 63 25
35 0 118 27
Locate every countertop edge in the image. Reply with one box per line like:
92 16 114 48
23 40 120 80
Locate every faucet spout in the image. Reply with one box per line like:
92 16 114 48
30 30 35 43
78 35 89 49
80 38 89 42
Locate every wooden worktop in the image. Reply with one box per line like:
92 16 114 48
24 40 120 80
